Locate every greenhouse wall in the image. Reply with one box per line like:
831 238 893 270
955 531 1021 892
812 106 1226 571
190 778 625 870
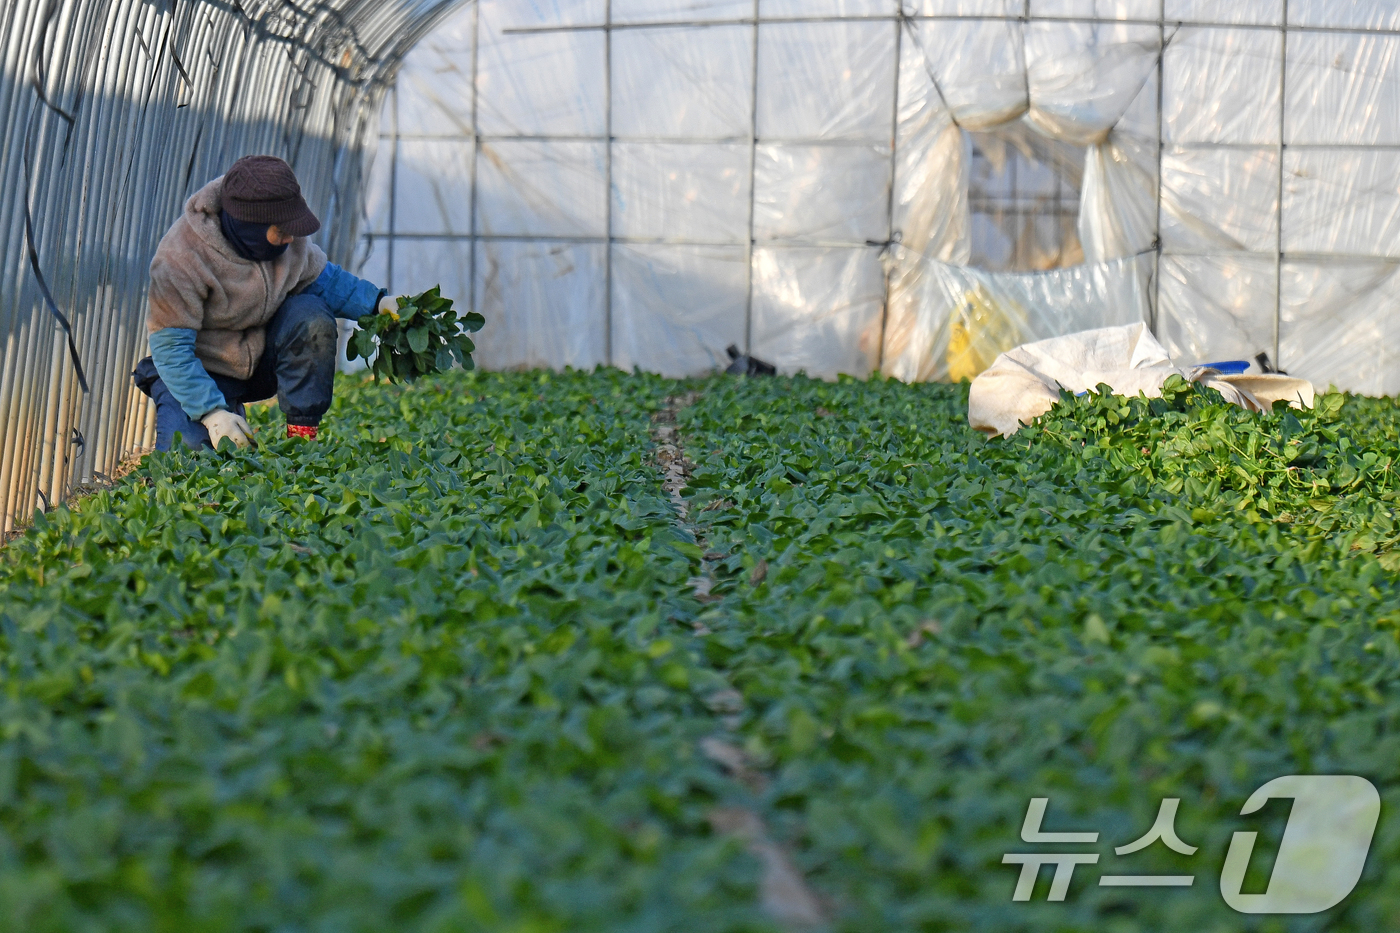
7 0 1400 532
0 0 457 533
363 0 1400 393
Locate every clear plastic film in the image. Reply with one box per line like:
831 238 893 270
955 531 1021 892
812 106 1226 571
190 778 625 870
473 241 608 371
750 247 887 380
613 143 751 242
1156 254 1278 364
893 36 970 265
1283 149 1400 258
754 145 892 242
364 1 1400 394
904 17 1029 129
612 245 748 376
613 27 753 138
1163 28 1281 146
1164 0 1283 27
757 22 897 141
1079 132 1159 261
1280 261 1400 396
1159 147 1280 253
882 249 1153 384
1023 21 1159 144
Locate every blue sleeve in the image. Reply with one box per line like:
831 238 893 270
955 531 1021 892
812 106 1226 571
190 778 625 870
302 262 387 321
149 328 227 421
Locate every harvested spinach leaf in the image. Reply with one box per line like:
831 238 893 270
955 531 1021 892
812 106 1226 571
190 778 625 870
347 285 485 383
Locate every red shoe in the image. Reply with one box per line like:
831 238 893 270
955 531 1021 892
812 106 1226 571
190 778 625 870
287 424 318 440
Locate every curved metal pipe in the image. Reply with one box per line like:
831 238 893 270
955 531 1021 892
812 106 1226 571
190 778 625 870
0 0 463 532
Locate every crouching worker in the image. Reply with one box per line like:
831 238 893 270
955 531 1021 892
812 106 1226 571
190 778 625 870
133 155 386 450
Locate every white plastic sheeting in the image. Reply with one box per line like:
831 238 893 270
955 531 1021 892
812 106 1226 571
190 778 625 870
882 250 1153 382
361 1 1400 395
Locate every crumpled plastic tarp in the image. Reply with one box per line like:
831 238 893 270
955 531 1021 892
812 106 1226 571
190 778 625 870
882 249 1154 384
361 1 1400 394
968 323 1316 438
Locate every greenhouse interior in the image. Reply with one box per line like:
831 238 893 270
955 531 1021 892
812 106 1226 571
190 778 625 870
2 1 1400 929
4 1 1400 524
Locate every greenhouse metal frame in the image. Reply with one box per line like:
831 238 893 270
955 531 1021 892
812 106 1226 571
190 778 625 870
6 0 1400 530
366 0 1400 391
0 0 457 533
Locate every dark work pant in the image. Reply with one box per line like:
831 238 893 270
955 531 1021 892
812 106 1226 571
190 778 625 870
133 293 338 451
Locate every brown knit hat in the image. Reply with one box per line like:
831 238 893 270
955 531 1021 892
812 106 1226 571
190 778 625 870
221 155 321 236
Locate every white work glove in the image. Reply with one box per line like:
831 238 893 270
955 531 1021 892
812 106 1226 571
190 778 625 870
201 409 256 449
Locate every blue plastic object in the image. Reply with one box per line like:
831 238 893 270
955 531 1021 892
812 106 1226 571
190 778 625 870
1197 360 1250 375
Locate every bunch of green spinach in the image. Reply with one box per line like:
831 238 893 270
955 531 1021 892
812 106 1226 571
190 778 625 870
347 286 485 383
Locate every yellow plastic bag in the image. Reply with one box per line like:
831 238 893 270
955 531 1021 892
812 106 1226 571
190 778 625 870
946 285 1024 382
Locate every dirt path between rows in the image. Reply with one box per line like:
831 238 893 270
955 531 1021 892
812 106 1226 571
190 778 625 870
649 391 828 929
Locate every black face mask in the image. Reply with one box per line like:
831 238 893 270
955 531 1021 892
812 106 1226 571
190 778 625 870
220 209 289 262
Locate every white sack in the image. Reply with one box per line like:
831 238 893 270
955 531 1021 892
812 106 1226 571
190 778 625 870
1216 374 1317 412
968 323 1314 437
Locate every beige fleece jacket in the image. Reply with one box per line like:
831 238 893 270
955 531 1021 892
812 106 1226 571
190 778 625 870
147 176 328 380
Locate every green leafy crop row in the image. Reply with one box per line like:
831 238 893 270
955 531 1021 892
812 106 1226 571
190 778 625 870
2 369 1399 931
0 371 767 932
677 375 1400 932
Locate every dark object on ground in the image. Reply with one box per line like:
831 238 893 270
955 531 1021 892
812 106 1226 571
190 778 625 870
1255 351 1287 375
725 344 776 377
